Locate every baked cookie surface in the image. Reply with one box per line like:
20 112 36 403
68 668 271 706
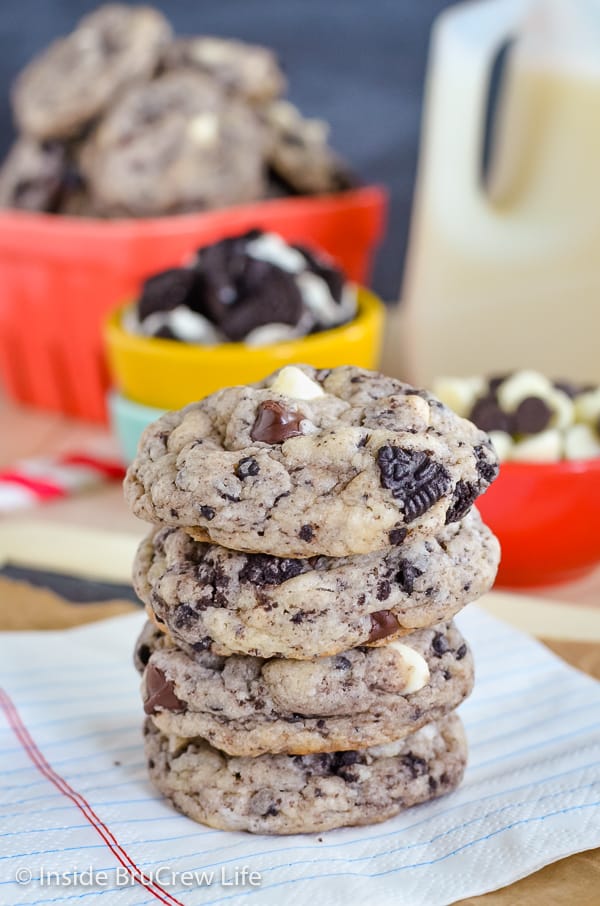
133 509 498 658
125 365 499 557
161 36 286 103
136 619 473 756
144 712 467 834
80 70 266 216
264 99 355 194
13 4 171 140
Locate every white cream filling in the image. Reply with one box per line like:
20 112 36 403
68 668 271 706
140 306 223 345
245 232 306 273
296 272 356 328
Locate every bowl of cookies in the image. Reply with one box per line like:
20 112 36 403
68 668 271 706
105 228 386 435
0 4 386 422
434 371 600 587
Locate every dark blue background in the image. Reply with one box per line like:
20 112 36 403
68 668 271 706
0 0 455 298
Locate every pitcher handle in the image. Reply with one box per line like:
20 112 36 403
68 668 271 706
419 0 525 226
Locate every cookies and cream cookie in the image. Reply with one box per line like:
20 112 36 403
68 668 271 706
144 713 467 834
80 70 266 216
13 5 171 140
133 510 498 658
136 619 473 756
124 365 499 557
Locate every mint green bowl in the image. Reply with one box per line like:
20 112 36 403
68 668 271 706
107 391 165 464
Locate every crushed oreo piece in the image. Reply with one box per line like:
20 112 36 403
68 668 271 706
389 527 407 546
402 752 428 778
474 444 499 484
376 446 451 522
394 561 423 595
299 524 314 542
444 480 478 524
376 579 391 601
239 554 305 586
136 644 151 667
235 456 260 479
432 633 450 657
199 505 216 520
138 268 197 320
334 656 351 670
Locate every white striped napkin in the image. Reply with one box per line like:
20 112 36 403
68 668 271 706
0 606 599 906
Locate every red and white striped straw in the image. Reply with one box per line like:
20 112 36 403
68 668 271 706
0 452 126 512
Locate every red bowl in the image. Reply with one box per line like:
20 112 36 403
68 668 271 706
477 457 600 588
0 186 386 422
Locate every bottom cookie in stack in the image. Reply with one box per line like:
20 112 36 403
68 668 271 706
144 714 467 834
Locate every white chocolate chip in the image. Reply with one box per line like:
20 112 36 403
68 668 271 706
432 376 486 418
413 722 438 741
388 641 430 694
403 394 431 427
187 113 219 146
366 738 407 758
246 232 306 273
509 429 562 462
546 388 574 431
574 388 600 425
563 424 600 460
497 370 553 412
243 323 302 347
270 366 325 400
488 430 512 462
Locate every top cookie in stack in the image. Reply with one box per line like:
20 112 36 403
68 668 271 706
125 364 499 558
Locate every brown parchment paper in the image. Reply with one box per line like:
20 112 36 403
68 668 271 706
0 576 598 904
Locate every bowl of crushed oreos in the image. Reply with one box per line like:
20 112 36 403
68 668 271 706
105 228 385 411
434 371 600 587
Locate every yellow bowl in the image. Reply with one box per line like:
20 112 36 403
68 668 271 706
104 287 386 410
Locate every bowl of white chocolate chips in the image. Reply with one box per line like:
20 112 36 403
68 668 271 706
433 370 600 588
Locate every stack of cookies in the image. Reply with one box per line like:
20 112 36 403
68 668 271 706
124 365 500 835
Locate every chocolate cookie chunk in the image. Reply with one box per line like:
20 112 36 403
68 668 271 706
124 365 499 557
137 619 474 756
144 713 467 834
80 70 266 216
13 5 172 140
